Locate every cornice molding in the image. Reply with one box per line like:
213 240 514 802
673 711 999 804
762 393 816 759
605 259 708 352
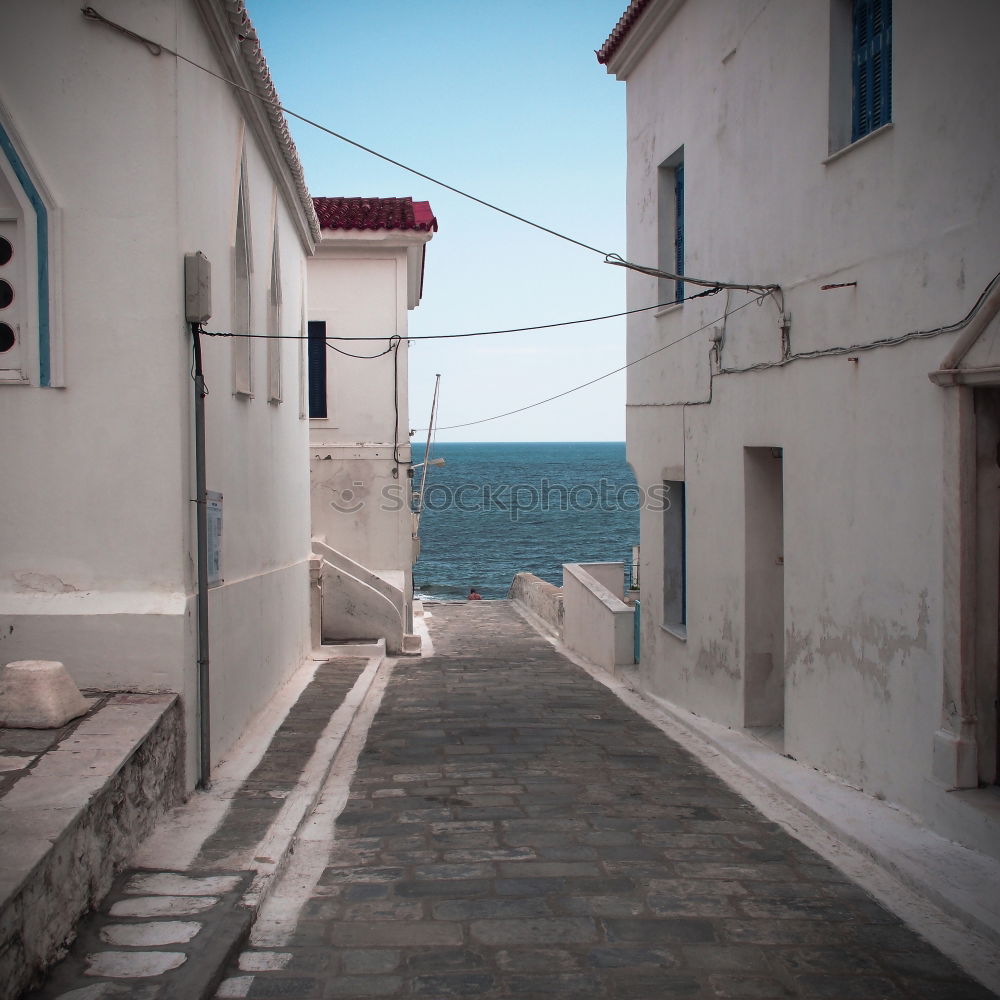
604 0 687 80
195 0 320 250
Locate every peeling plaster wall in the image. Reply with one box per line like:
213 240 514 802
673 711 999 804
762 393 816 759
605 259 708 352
618 0 1000 841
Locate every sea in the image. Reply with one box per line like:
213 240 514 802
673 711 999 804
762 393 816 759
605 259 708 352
412 442 640 602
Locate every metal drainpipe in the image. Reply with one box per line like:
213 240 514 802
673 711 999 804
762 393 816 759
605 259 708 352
191 322 211 790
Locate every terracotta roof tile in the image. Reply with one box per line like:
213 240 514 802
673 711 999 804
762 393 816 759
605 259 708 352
313 197 438 233
597 0 653 65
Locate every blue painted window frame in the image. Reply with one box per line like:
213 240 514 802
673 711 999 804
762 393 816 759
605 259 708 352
0 120 50 386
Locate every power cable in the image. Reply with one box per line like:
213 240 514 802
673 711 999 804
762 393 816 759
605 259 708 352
604 254 779 298
720 269 1000 374
421 296 760 432
326 340 395 360
82 6 780 295
198 287 722 346
81 5 606 257
426 270 1000 430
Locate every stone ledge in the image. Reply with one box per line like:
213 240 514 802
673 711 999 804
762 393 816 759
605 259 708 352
0 693 183 1000
508 572 564 637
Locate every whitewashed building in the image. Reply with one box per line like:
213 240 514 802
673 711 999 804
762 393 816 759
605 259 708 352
307 197 435 653
0 0 320 784
600 0 1000 856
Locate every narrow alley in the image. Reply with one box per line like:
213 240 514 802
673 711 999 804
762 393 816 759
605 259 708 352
212 602 995 1000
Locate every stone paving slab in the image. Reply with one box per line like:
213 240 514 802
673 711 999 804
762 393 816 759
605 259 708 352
221 602 999 1000
20 657 372 999
25 869 254 1000
195 659 367 868
1 694 182 1000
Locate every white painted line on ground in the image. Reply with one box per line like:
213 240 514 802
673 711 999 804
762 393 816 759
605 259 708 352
215 974 253 997
241 654 388 909
413 611 435 657
514 604 1000 996
237 950 291 971
132 654 327 870
248 658 396 947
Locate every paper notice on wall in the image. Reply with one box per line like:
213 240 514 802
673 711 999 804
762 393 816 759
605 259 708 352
207 491 223 586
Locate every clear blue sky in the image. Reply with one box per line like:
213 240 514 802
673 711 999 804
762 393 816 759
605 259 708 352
245 0 628 442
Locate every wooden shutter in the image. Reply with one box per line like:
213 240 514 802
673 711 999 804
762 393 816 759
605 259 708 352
307 320 327 418
852 0 892 141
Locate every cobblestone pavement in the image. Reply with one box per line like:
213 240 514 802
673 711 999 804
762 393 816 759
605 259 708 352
23 659 369 999
222 602 997 1000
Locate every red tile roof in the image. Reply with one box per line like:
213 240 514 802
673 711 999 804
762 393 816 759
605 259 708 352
596 0 653 65
313 197 438 233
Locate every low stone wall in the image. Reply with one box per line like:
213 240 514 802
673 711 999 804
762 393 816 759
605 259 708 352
0 693 184 999
562 563 635 672
508 573 564 636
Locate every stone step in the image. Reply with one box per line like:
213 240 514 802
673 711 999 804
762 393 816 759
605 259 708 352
23 870 253 1000
0 694 182 1000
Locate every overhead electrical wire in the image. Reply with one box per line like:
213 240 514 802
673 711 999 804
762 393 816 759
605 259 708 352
198 287 724 346
429 271 1000 430
720 268 1000 374
326 339 396 360
81 6 779 297
420 296 762 432
81 5 604 257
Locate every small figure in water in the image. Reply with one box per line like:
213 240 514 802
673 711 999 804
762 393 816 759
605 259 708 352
468 587 483 601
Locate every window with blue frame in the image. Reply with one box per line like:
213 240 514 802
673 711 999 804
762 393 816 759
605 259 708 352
852 0 892 141
657 148 684 305
662 479 686 633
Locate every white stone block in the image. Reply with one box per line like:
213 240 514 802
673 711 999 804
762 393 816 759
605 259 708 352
0 660 89 729
124 872 241 896
83 950 186 977
109 895 217 917
99 920 202 946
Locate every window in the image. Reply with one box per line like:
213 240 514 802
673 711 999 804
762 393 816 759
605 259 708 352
267 225 281 403
307 320 327 418
233 156 252 396
0 111 60 386
830 0 892 151
852 0 892 141
662 479 686 632
0 220 21 380
657 149 684 305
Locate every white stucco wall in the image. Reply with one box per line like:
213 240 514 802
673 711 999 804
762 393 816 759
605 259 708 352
563 563 634 672
307 235 431 617
611 0 1000 852
0 0 313 784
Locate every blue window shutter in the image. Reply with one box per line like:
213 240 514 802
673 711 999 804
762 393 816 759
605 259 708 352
853 0 892 141
307 320 327 418
674 162 684 303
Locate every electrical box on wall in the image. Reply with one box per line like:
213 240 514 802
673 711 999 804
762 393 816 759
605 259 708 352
184 251 212 323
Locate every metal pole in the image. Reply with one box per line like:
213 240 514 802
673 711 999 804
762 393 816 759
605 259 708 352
415 374 441 527
191 322 211 789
